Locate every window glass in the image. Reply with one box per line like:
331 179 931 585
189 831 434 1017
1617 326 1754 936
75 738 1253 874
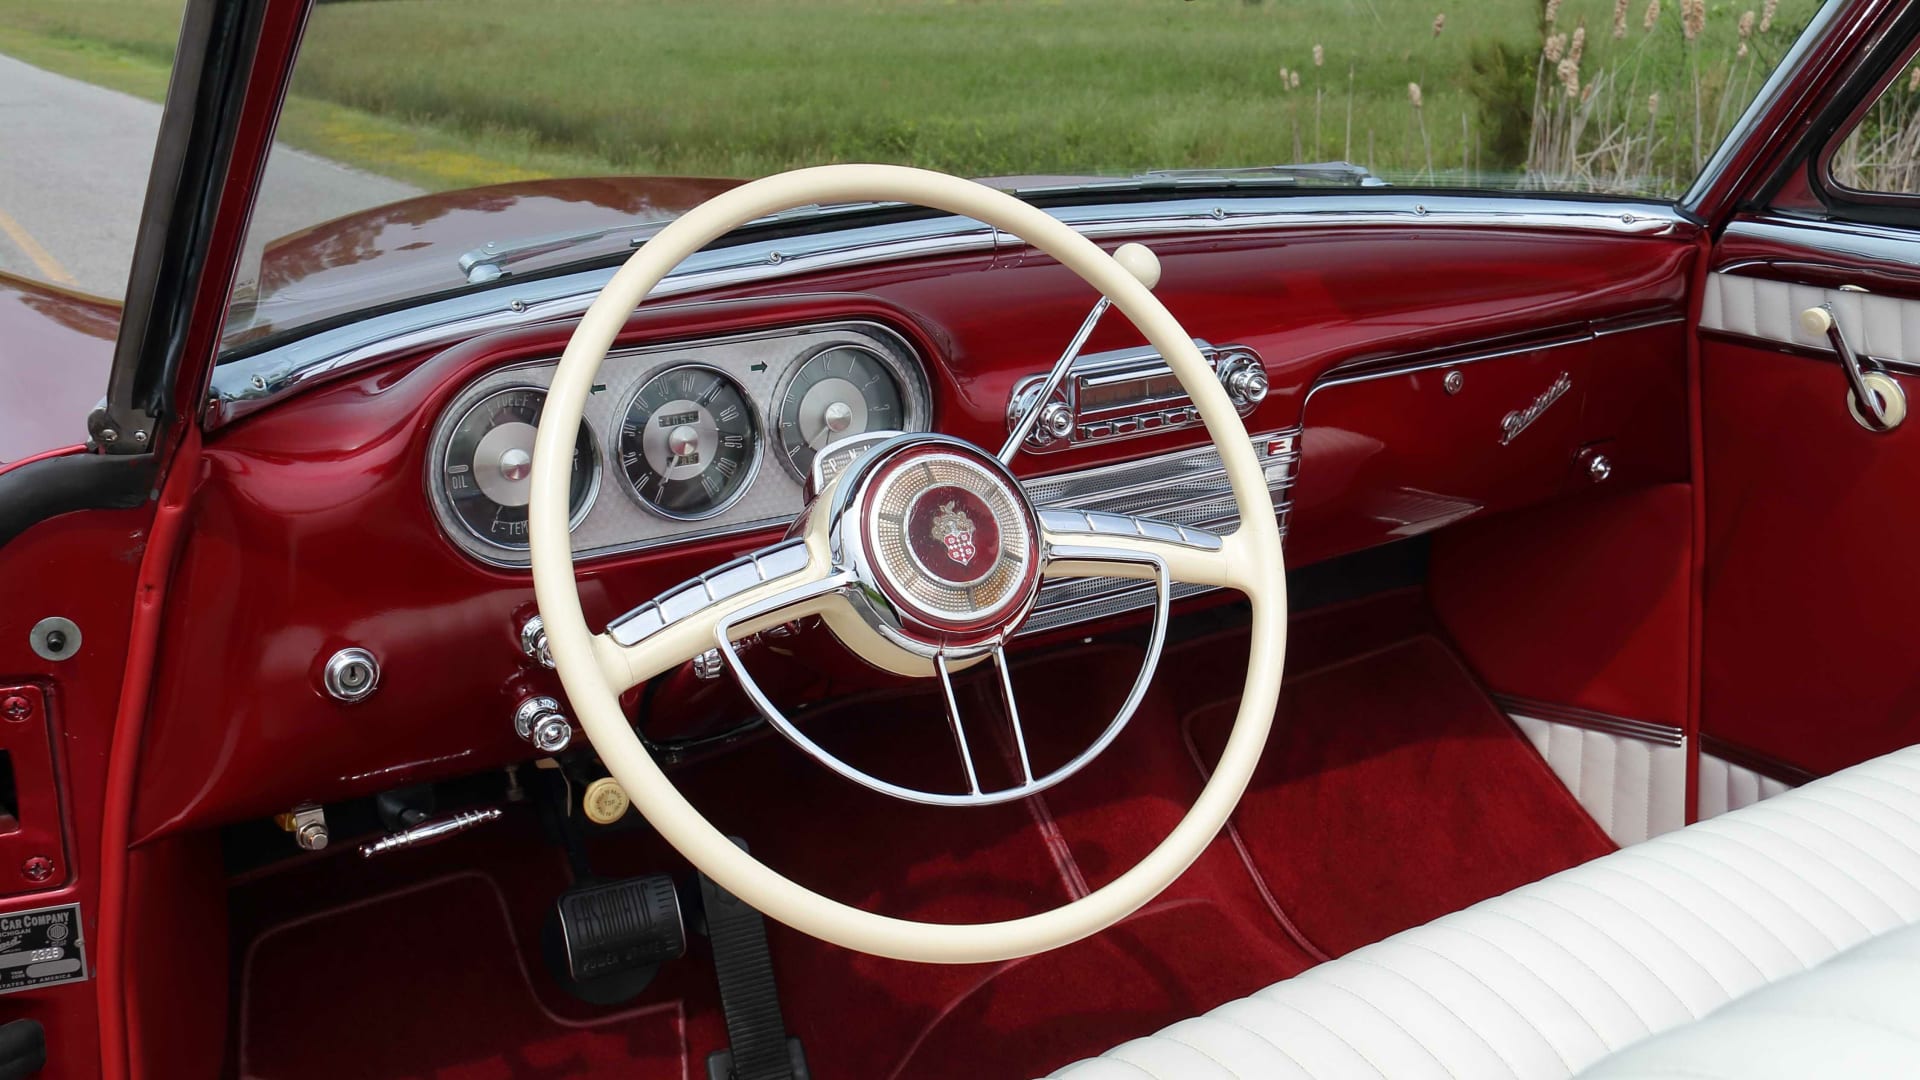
1831 59 1920 195
225 0 1827 352
0 0 185 463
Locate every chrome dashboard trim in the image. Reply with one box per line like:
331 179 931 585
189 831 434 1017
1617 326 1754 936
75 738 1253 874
208 195 1684 428
1299 308 1684 409
1018 429 1298 637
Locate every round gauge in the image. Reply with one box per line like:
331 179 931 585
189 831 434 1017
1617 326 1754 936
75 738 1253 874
774 343 909 479
616 364 761 520
439 386 599 549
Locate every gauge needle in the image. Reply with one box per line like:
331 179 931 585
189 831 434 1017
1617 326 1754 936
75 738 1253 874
811 401 855 447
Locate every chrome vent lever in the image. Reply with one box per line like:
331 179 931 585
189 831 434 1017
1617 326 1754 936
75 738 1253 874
999 243 1161 463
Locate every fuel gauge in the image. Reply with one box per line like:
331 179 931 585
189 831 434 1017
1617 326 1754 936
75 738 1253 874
438 386 599 549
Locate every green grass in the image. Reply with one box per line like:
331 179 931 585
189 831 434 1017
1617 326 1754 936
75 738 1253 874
0 0 1824 195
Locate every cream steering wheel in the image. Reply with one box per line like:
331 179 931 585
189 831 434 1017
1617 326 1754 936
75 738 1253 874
530 164 1286 963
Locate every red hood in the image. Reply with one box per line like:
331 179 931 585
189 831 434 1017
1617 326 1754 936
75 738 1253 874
230 175 743 346
0 272 118 464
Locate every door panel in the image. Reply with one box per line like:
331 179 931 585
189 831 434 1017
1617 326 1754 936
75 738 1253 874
1700 217 1920 778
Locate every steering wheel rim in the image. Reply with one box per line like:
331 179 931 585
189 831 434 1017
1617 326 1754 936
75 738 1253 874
530 164 1287 964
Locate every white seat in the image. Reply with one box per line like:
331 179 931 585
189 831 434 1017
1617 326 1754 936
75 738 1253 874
1580 920 1920 1079
1048 745 1920 1080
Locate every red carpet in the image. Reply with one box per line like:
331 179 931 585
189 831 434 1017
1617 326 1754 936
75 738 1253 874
238 871 685 1079
229 591 1614 1077
1187 631 1617 958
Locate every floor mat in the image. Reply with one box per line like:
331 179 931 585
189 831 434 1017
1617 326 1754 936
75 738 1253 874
1187 632 1616 958
238 871 686 1079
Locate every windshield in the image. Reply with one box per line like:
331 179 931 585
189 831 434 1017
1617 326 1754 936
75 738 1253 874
219 0 1827 353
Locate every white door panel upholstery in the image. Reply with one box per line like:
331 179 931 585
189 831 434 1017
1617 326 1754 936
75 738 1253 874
1511 715 1687 845
1702 271 1920 363
1697 750 1794 821
1047 745 1920 1080
1579 921 1920 1079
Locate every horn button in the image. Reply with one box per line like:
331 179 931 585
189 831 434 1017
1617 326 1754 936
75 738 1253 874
851 442 1041 647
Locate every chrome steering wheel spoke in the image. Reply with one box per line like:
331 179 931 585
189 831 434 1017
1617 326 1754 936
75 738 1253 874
1039 509 1238 590
594 538 847 693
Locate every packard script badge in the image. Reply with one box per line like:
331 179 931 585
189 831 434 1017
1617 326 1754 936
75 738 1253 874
930 501 978 566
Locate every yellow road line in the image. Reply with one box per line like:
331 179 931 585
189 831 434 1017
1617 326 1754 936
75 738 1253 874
0 205 76 287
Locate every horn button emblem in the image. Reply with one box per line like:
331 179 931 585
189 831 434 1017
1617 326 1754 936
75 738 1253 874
851 442 1040 646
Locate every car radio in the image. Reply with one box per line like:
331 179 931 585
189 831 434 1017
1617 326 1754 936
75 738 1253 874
1004 339 1269 454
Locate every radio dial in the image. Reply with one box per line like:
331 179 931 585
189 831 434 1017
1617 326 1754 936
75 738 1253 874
1219 355 1270 410
1037 402 1074 444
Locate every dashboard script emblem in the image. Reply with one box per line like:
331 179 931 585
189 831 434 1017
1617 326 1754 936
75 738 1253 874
931 502 978 566
1500 371 1572 446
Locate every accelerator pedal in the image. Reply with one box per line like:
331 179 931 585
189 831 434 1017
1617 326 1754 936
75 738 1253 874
702 841 809 1080
541 874 686 1005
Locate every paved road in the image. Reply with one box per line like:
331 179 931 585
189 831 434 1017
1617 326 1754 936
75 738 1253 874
0 51 418 301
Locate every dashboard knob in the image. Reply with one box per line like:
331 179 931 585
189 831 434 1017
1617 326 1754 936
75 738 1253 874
1218 354 1269 410
519 615 554 669
514 695 573 754
1037 401 1075 444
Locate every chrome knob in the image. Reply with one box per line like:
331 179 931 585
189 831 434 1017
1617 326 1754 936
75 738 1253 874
514 696 573 754
1586 453 1613 483
1217 353 1269 409
520 615 554 669
1037 401 1074 443
1220 355 1269 409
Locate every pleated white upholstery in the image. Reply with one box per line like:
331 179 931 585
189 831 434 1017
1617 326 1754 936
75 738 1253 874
1697 750 1793 821
1510 716 1687 846
1580 921 1920 1079
1047 745 1920 1080
1701 271 1920 364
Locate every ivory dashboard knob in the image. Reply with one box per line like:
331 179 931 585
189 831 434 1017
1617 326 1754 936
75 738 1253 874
583 777 631 824
1113 242 1161 291
1800 305 1834 336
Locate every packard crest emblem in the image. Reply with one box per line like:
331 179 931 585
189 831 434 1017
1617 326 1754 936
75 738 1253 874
929 501 977 566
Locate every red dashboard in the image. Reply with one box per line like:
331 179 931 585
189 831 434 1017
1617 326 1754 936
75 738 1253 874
128 221 1696 840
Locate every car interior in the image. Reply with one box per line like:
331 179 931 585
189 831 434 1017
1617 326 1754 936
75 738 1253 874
2 1 1920 1078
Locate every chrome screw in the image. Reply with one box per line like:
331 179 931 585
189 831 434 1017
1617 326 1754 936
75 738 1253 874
1443 369 1464 395
2 696 29 722
21 856 53 883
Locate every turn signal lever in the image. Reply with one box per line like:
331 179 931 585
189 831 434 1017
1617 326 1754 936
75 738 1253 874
1800 304 1907 432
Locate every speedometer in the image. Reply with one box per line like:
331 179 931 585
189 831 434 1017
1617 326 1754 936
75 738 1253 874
616 364 761 520
773 343 908 479
438 386 598 549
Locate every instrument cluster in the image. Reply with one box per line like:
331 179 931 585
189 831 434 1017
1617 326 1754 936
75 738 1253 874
426 321 930 566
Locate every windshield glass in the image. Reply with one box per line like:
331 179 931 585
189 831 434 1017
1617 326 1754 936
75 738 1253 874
222 0 1827 354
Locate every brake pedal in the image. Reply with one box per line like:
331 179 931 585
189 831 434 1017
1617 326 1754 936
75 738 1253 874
541 874 686 1005
701 841 808 1080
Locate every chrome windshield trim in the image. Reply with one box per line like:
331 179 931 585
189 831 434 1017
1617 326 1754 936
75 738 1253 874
208 194 1685 428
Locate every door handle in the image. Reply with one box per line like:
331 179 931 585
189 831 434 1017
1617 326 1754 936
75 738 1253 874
1800 304 1907 433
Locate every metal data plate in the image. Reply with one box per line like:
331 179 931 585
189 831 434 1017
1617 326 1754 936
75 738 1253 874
0 902 87 995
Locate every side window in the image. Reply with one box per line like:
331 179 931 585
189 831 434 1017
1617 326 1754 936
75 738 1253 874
0 4 186 464
1830 62 1920 196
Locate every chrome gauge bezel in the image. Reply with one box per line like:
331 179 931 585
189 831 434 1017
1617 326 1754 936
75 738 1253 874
426 383 601 552
425 320 932 570
769 337 931 481
613 361 766 523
